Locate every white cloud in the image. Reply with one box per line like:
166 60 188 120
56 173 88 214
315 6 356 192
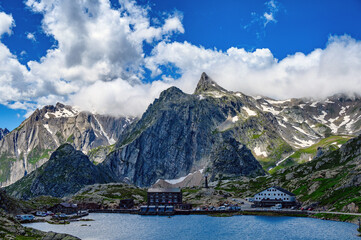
146 35 361 100
244 0 280 31
264 0 279 26
263 12 275 26
26 32 36 41
0 1 360 120
0 0 184 116
0 12 14 37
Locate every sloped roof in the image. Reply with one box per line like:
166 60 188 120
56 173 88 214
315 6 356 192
272 186 295 196
60 202 78 208
147 188 181 193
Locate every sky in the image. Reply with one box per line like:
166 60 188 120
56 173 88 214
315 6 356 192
0 0 361 130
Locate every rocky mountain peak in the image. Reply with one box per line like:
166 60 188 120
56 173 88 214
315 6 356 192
39 102 79 119
194 72 227 94
159 86 185 101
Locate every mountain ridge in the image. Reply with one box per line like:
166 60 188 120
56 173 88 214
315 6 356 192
100 73 361 186
0 103 135 187
5 143 115 199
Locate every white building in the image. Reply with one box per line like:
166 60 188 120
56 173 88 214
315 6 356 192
253 186 296 207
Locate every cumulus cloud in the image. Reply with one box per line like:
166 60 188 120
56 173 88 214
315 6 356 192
0 0 184 116
0 12 38 111
0 12 14 37
146 35 361 100
0 0 361 119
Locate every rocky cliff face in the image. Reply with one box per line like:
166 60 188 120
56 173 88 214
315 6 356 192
0 103 134 187
5 144 115 199
100 73 267 186
0 128 9 141
101 73 361 187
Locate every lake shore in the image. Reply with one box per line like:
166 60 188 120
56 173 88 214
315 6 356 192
24 213 361 240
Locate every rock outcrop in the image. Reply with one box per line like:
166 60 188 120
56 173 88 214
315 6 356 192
5 144 115 199
0 128 9 141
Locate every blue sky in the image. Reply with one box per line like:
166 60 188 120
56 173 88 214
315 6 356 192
0 0 361 130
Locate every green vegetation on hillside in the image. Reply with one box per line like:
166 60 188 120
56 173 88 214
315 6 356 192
28 147 53 165
211 135 361 213
71 183 147 206
0 154 17 182
268 135 353 174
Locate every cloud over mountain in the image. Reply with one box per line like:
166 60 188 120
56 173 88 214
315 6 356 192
0 0 360 117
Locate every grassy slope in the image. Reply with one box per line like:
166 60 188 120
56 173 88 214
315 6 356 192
70 183 147 207
268 135 353 174
215 135 361 212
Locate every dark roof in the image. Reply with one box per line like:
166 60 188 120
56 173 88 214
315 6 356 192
272 186 295 196
147 188 181 193
60 203 78 208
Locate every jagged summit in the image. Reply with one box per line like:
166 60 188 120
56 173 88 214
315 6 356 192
38 102 79 119
194 72 227 94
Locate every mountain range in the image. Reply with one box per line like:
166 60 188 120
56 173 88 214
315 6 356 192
99 72 361 186
1 72 361 192
0 103 134 187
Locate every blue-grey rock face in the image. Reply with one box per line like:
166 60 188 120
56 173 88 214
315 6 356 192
100 73 266 186
5 144 114 199
0 128 9 141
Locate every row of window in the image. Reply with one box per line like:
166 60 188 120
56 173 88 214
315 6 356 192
149 199 178 203
255 197 289 200
259 193 287 196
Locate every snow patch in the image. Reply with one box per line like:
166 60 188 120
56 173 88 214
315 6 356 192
310 101 318 107
293 136 315 148
242 107 257 116
46 107 79 118
266 99 291 105
261 105 280 115
164 169 204 184
293 126 308 136
313 111 328 124
253 96 263 100
325 99 334 104
339 115 351 128
271 152 295 168
254 147 268 157
43 124 53 135
93 116 116 145
278 120 286 128
207 91 225 98
198 95 205 100
339 106 346 115
232 116 239 123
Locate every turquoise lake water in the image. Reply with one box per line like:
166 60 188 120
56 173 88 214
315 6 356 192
24 213 359 240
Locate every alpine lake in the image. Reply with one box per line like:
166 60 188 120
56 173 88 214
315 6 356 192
24 213 360 240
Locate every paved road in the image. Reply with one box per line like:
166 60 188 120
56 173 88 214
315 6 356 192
314 211 361 217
